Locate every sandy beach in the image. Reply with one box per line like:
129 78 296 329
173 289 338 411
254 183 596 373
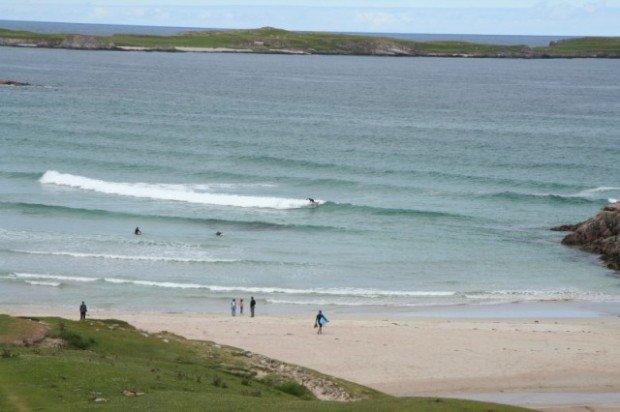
3 305 620 411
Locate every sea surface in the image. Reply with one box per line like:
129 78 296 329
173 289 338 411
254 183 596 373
1 41 619 315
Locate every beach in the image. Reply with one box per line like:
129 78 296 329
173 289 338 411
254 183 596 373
2 34 620 411
3 305 620 411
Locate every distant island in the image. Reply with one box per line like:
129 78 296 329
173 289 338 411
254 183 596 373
1 26 619 58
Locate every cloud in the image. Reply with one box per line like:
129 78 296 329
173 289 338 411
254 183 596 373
0 2 618 35
355 11 412 30
535 0 609 19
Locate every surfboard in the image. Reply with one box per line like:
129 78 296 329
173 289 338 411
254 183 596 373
320 317 329 326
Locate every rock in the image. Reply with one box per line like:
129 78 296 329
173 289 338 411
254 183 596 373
122 389 144 397
551 223 580 231
0 80 30 86
554 202 620 271
93 398 107 403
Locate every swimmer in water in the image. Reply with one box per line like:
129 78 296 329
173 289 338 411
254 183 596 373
134 227 142 235
216 231 223 236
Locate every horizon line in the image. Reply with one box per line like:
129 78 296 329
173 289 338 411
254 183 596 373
1 19 606 39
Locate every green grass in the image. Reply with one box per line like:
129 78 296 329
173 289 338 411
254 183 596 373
535 36 620 55
0 314 532 411
1 26 618 57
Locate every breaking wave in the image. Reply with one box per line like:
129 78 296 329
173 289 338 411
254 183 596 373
9 250 236 263
39 170 322 209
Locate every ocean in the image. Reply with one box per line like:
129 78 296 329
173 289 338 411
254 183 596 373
1 34 619 315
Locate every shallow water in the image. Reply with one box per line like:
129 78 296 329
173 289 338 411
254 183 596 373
1 46 619 314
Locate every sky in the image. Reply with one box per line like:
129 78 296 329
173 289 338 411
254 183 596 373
1 1 619 35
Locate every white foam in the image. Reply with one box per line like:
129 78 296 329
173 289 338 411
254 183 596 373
11 272 98 282
99 278 455 297
574 186 620 198
40 170 320 209
264 298 466 307
462 289 620 303
104 278 204 289
266 298 375 306
25 280 61 287
203 284 456 297
609 198 618 203
11 250 233 263
577 186 620 195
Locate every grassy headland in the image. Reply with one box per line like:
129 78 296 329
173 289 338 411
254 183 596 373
0 314 530 411
0 26 618 57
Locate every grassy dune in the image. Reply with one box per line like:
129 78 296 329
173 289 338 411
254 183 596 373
0 26 618 57
0 314 530 411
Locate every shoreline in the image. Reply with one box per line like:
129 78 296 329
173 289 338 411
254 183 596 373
3 304 619 410
1 26 619 58
2 42 619 59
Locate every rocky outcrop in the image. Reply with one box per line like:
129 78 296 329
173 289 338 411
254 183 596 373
552 202 620 271
0 34 114 50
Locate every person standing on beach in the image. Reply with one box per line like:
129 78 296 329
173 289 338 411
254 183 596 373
314 310 328 334
231 299 237 317
239 299 244 315
79 301 87 320
250 296 256 317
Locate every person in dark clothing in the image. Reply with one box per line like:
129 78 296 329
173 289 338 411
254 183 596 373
314 310 328 334
250 297 256 317
134 227 142 235
80 301 87 320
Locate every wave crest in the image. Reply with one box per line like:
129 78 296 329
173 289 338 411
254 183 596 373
39 170 321 209
9 250 235 263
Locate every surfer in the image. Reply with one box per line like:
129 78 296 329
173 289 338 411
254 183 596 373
307 198 316 204
314 310 328 335
134 227 142 235
215 231 223 236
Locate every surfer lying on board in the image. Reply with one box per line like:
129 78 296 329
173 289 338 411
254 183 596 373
134 227 142 235
314 310 328 334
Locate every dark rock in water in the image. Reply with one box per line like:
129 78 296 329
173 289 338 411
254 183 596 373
550 223 581 232
0 80 30 86
554 202 620 271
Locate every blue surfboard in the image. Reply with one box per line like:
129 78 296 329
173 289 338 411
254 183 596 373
320 317 329 326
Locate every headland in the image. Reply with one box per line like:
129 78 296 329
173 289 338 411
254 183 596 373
1 26 619 58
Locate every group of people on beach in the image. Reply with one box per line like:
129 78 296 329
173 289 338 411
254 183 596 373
79 299 328 334
79 223 329 334
231 297 256 317
229 299 328 334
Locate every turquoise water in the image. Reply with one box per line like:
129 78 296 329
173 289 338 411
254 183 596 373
1 46 619 314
